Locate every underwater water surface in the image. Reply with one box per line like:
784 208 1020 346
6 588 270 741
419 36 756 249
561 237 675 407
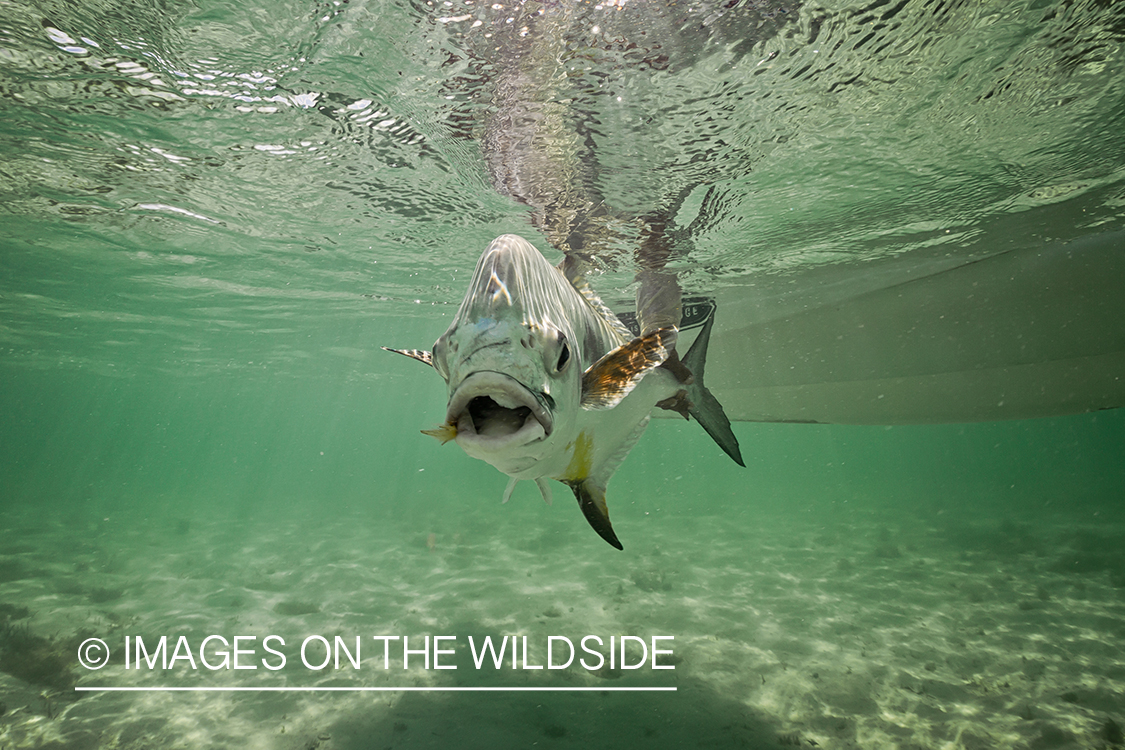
2 0 1125 747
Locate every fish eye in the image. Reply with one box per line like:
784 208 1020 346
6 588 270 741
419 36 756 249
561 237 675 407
555 334 570 372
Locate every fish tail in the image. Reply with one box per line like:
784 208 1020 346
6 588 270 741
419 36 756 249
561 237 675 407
682 309 745 467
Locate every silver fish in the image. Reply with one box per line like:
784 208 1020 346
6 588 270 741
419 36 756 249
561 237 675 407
387 234 742 549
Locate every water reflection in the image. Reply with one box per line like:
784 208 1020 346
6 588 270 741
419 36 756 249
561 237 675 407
0 0 1123 373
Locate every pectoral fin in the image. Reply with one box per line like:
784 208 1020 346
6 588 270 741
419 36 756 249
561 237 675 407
565 478 623 550
580 327 676 410
382 347 433 367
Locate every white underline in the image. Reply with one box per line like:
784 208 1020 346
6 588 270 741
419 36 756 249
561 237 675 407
76 686 676 692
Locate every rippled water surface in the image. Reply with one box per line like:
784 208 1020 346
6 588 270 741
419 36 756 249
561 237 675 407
3 0 1123 374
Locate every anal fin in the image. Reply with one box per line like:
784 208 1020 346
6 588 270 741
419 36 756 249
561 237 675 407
565 478 622 550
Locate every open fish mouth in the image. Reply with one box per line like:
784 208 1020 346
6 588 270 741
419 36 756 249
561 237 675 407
446 372 552 443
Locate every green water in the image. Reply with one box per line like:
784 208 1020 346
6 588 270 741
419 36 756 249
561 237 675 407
3 0 1125 747
3 363 1123 524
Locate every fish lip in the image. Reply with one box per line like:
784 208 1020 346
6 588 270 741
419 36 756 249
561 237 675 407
446 371 553 443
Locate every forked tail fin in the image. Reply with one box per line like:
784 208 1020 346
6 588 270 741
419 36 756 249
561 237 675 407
682 309 745 467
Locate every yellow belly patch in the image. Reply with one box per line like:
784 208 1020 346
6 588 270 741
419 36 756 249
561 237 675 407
562 431 593 481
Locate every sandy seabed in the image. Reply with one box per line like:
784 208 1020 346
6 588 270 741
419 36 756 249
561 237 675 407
1 491 1123 750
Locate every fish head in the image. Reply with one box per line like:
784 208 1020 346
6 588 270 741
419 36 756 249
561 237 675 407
430 234 593 475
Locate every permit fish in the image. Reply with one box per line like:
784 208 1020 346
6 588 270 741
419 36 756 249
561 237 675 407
386 233 743 549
